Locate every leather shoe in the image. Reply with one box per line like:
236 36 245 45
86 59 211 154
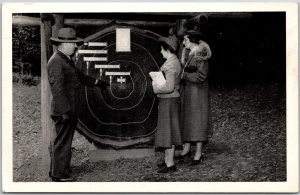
174 151 191 160
49 169 72 178
51 176 75 182
157 162 167 168
157 165 177 173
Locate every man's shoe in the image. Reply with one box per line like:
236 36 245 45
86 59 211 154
51 177 75 182
157 165 177 173
49 169 72 178
157 162 167 168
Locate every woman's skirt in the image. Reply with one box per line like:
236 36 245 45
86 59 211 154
181 82 210 142
155 97 182 148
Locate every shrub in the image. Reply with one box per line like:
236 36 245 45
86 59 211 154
13 73 40 86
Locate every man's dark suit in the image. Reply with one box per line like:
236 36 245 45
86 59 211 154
47 50 97 178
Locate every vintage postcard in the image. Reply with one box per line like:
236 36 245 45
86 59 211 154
2 2 298 193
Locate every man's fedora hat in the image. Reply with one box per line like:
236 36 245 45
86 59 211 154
50 27 83 43
158 36 178 51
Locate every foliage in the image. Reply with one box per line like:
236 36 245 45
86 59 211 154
12 25 41 76
13 73 40 86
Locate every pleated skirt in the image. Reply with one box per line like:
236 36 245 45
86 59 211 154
155 97 182 148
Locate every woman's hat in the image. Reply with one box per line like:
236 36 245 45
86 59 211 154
158 36 178 51
185 30 204 36
50 27 83 43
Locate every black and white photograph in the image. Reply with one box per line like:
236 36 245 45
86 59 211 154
2 2 298 193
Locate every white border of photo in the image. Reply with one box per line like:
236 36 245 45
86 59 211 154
2 2 298 193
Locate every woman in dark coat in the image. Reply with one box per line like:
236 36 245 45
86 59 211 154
177 30 212 166
151 36 182 173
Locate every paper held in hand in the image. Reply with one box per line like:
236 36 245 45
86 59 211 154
149 71 166 86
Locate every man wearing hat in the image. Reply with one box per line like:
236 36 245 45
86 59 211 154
47 27 108 182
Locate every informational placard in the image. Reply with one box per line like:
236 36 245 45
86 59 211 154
83 57 107 61
95 64 120 69
105 71 131 76
116 28 131 52
78 50 107 54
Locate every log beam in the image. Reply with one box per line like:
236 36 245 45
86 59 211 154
13 13 252 27
12 16 174 27
13 16 41 26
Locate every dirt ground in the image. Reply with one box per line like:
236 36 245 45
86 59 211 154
13 81 286 182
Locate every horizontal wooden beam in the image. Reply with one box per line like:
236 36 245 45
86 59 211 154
65 18 112 26
13 13 252 26
132 12 252 20
64 19 174 27
114 20 174 27
12 16 41 26
207 12 252 19
12 16 174 27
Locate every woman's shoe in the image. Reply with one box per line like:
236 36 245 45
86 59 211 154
157 162 167 168
190 155 206 166
174 151 191 160
157 165 177 173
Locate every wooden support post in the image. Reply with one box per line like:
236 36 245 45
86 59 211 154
40 13 53 175
176 19 186 64
41 13 64 177
176 19 187 37
52 14 64 51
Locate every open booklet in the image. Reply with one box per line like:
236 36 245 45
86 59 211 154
149 71 166 86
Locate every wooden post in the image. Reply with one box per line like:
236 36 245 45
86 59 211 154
176 19 187 64
176 19 187 37
40 13 53 175
41 13 64 177
52 14 64 51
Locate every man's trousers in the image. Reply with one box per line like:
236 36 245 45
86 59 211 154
50 113 77 178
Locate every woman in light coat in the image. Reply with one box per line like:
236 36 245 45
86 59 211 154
176 30 212 166
151 36 182 173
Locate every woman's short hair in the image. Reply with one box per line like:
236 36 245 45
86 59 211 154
159 41 176 54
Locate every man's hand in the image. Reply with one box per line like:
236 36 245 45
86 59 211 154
61 110 74 123
95 79 110 89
